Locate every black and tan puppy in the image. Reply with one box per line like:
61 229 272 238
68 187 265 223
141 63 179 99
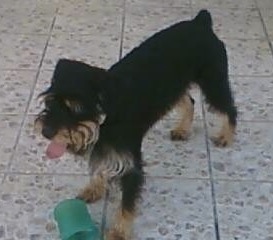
35 10 237 240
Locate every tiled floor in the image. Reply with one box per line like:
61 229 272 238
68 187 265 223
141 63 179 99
0 0 272 239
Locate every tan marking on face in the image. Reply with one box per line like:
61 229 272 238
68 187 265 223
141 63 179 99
52 121 98 152
34 117 99 153
34 118 43 134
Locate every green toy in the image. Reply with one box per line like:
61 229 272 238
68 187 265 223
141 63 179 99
54 199 100 240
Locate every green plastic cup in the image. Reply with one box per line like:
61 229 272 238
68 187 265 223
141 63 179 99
54 199 100 240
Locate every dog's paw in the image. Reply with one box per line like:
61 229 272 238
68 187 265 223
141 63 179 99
105 229 127 240
76 188 102 204
76 193 92 203
211 135 232 148
170 129 190 141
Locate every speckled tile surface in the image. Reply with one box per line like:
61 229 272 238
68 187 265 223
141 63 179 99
191 0 256 9
209 121 273 181
0 174 103 240
124 5 191 36
192 8 265 39
0 3 56 34
0 70 36 114
0 34 47 70
0 0 59 7
0 115 22 172
129 0 190 7
215 180 273 240
226 39 273 76
143 120 209 178
232 76 273 121
1 0 273 239
42 34 120 70
57 0 125 7
53 4 123 37
257 0 273 9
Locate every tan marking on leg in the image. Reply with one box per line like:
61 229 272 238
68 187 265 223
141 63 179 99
211 114 235 147
106 209 135 240
77 174 107 203
170 94 194 141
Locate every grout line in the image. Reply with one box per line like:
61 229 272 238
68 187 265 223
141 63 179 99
207 119 273 123
2 9 59 184
201 96 221 240
2 170 273 184
0 171 90 177
229 74 273 78
146 176 273 184
2 113 273 124
0 68 40 72
0 33 52 36
255 1 273 59
2 68 272 78
0 170 209 180
118 0 127 59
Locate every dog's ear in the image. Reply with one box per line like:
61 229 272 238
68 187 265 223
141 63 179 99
51 59 109 96
51 59 68 83
53 59 108 82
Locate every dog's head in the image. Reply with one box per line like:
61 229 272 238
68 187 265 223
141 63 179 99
35 59 108 158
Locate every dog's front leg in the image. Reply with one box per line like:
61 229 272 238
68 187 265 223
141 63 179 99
106 168 144 240
77 173 107 203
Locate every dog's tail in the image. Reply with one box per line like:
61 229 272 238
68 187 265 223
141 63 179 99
193 9 212 28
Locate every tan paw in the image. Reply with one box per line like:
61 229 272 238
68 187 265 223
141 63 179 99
77 188 103 203
170 129 190 141
105 229 127 240
211 134 233 147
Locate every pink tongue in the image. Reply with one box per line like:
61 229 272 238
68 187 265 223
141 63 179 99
46 142 67 159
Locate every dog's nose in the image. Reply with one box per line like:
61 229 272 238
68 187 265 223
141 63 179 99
42 126 56 139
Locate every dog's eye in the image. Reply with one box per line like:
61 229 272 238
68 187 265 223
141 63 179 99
44 99 53 111
64 100 84 115
73 105 83 114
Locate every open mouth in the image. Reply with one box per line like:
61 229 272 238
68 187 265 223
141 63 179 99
46 141 67 159
46 141 89 159
45 123 100 159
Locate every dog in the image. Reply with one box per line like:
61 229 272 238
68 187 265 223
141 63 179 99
35 10 237 240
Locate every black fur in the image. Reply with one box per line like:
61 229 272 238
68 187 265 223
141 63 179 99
38 9 236 228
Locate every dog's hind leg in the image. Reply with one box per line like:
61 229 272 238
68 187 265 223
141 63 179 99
170 93 195 141
106 167 144 240
211 113 236 147
199 69 237 147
